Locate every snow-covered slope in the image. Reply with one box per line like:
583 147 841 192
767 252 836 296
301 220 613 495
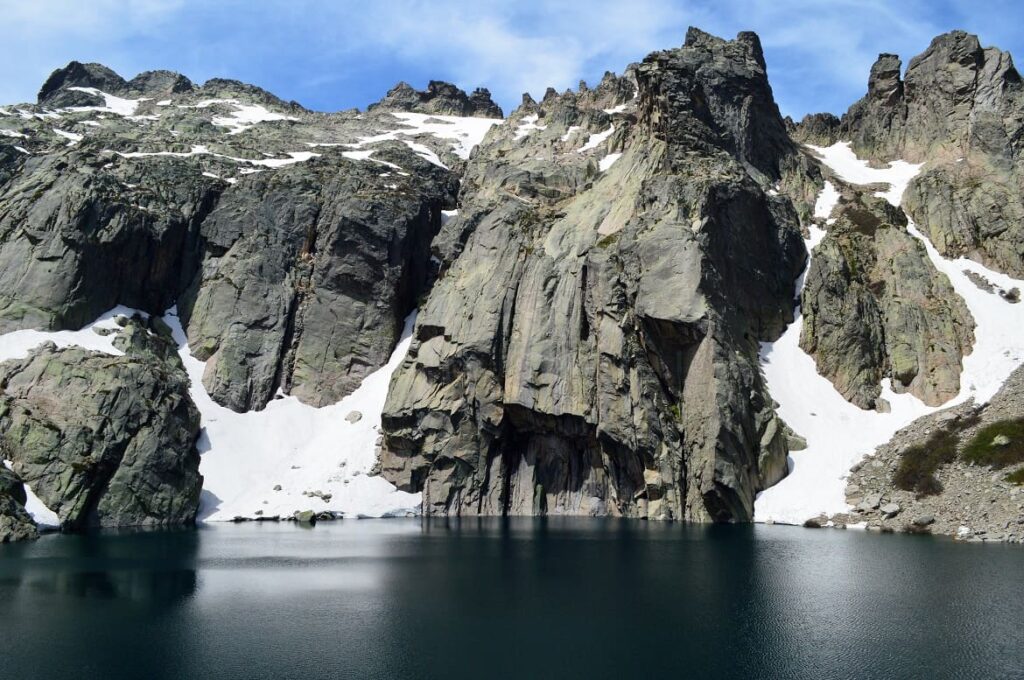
0 306 422 525
347 111 501 168
755 142 1024 525
163 308 421 521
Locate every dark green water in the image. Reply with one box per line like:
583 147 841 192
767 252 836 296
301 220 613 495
1 520 1022 680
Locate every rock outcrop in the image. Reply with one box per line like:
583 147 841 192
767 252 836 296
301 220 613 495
800 189 974 408
379 29 806 522
370 80 503 118
0 149 219 333
813 31 1024 278
0 318 201 530
0 466 38 542
178 145 457 411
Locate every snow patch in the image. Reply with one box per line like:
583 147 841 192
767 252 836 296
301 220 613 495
598 152 622 171
66 87 145 116
754 144 1024 526
0 128 27 138
52 128 82 144
514 114 546 140
347 111 498 167
341 148 403 170
0 306 139 362
161 307 422 521
560 125 581 141
181 99 300 135
389 112 499 159
114 145 319 169
579 125 614 152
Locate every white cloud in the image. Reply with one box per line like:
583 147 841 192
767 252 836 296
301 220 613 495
0 0 1012 119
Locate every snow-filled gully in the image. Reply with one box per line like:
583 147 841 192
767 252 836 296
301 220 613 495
754 142 1024 525
0 306 421 525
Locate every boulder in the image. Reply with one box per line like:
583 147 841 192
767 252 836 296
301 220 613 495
0 328 201 530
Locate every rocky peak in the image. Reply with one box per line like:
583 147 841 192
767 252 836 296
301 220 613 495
468 87 503 118
637 27 792 179
37 61 129 106
370 80 503 118
127 69 195 97
843 30 1024 160
867 53 903 104
198 77 301 111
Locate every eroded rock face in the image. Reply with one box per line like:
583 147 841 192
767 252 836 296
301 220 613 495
800 190 974 408
0 321 201 530
0 151 218 333
0 59 473 415
379 28 806 522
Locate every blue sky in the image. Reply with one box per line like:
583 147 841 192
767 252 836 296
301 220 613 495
2 0 1022 119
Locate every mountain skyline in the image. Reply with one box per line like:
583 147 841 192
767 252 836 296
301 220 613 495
2 0 1023 120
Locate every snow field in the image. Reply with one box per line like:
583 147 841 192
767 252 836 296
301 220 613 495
754 142 1024 525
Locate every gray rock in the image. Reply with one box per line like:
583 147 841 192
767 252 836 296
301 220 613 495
379 28 807 522
294 509 316 525
800 190 973 408
912 515 936 526
0 466 38 542
369 80 503 118
860 493 883 511
833 31 1024 279
178 144 457 411
0 328 201 530
345 411 363 424
880 502 901 518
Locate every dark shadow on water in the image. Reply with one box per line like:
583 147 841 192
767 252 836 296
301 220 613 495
0 518 1021 680
0 525 200 606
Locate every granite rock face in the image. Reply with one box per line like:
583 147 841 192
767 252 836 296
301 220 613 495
7 27 1024 530
379 29 806 522
800 190 974 408
0 59 468 414
179 145 457 411
0 319 201 529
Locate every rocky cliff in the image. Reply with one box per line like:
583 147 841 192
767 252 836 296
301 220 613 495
1 27 1024 539
797 31 1024 278
379 29 808 521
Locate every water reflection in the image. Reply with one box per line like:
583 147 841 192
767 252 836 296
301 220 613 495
0 520 1021 679
1 527 199 605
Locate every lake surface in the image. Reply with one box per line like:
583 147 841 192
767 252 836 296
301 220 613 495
1 520 1022 680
